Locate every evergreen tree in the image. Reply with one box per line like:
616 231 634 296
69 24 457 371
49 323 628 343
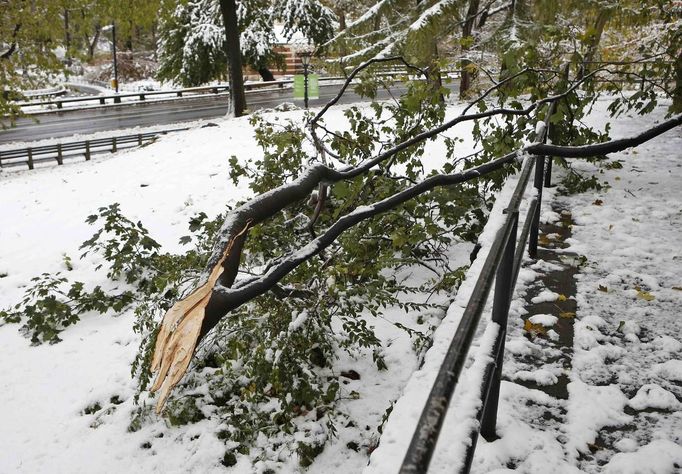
156 0 336 86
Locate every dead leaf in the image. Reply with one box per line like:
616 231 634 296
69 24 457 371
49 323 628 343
608 224 614 231
524 319 547 336
593 199 603 206
556 294 568 302
559 311 576 319
598 285 608 293
636 289 655 302
538 234 552 246
672 287 682 291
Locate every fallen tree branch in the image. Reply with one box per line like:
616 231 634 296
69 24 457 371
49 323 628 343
149 58 679 410
525 114 682 157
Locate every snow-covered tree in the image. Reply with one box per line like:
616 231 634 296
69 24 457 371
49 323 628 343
157 0 336 86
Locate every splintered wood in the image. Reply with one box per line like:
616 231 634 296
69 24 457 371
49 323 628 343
150 222 251 413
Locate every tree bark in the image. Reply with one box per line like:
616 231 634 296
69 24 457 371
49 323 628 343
672 47 682 113
578 9 611 80
219 0 247 117
460 0 481 99
258 67 275 82
0 24 21 60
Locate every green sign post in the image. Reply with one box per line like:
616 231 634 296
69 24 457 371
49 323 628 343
293 74 319 101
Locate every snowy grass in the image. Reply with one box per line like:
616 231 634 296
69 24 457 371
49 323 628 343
0 100 479 473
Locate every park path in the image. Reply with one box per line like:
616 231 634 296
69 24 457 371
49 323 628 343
472 105 682 473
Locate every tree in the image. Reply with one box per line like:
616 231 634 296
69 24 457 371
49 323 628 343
156 0 336 84
0 0 65 125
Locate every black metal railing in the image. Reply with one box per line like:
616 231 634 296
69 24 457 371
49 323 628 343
399 102 557 473
0 127 188 170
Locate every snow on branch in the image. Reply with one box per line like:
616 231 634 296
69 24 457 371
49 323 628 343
149 57 681 411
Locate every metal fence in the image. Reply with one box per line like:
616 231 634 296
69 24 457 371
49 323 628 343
13 71 460 112
0 127 188 170
399 101 558 473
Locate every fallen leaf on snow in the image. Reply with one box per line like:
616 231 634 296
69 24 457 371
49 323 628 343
524 319 547 336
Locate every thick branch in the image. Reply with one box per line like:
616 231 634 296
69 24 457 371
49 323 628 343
0 24 21 60
200 151 522 337
526 114 682 157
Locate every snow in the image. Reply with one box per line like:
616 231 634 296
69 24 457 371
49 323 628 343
603 440 682 474
654 360 682 382
468 99 682 473
528 313 558 327
2 90 681 473
628 384 681 411
530 288 560 303
0 98 479 473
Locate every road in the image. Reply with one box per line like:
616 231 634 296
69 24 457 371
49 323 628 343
0 82 445 145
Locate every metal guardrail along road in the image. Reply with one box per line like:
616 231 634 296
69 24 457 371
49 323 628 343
12 71 460 112
0 128 188 170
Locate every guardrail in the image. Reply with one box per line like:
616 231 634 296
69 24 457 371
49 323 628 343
399 101 558 473
13 71 460 112
0 127 189 170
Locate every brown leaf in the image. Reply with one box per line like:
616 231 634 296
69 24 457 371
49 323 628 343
672 287 682 291
524 319 547 336
598 285 608 293
559 311 576 319
593 199 603 206
636 289 655 302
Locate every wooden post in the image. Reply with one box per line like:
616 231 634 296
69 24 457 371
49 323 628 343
85 141 91 160
112 137 117 153
138 134 143 146
56 143 63 165
27 148 34 170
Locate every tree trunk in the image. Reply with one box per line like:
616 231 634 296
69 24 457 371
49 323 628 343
579 9 611 80
258 67 275 82
219 0 247 117
671 43 682 113
460 0 481 99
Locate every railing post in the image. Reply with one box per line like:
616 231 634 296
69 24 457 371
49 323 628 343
56 143 63 165
112 137 117 153
138 134 143 146
544 156 553 187
27 147 34 170
528 155 545 259
99 97 105 105
480 212 518 441
140 94 145 101
114 96 121 104
85 141 91 161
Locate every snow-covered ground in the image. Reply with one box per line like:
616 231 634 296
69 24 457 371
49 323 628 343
0 101 475 473
1 97 680 473
467 102 682 473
